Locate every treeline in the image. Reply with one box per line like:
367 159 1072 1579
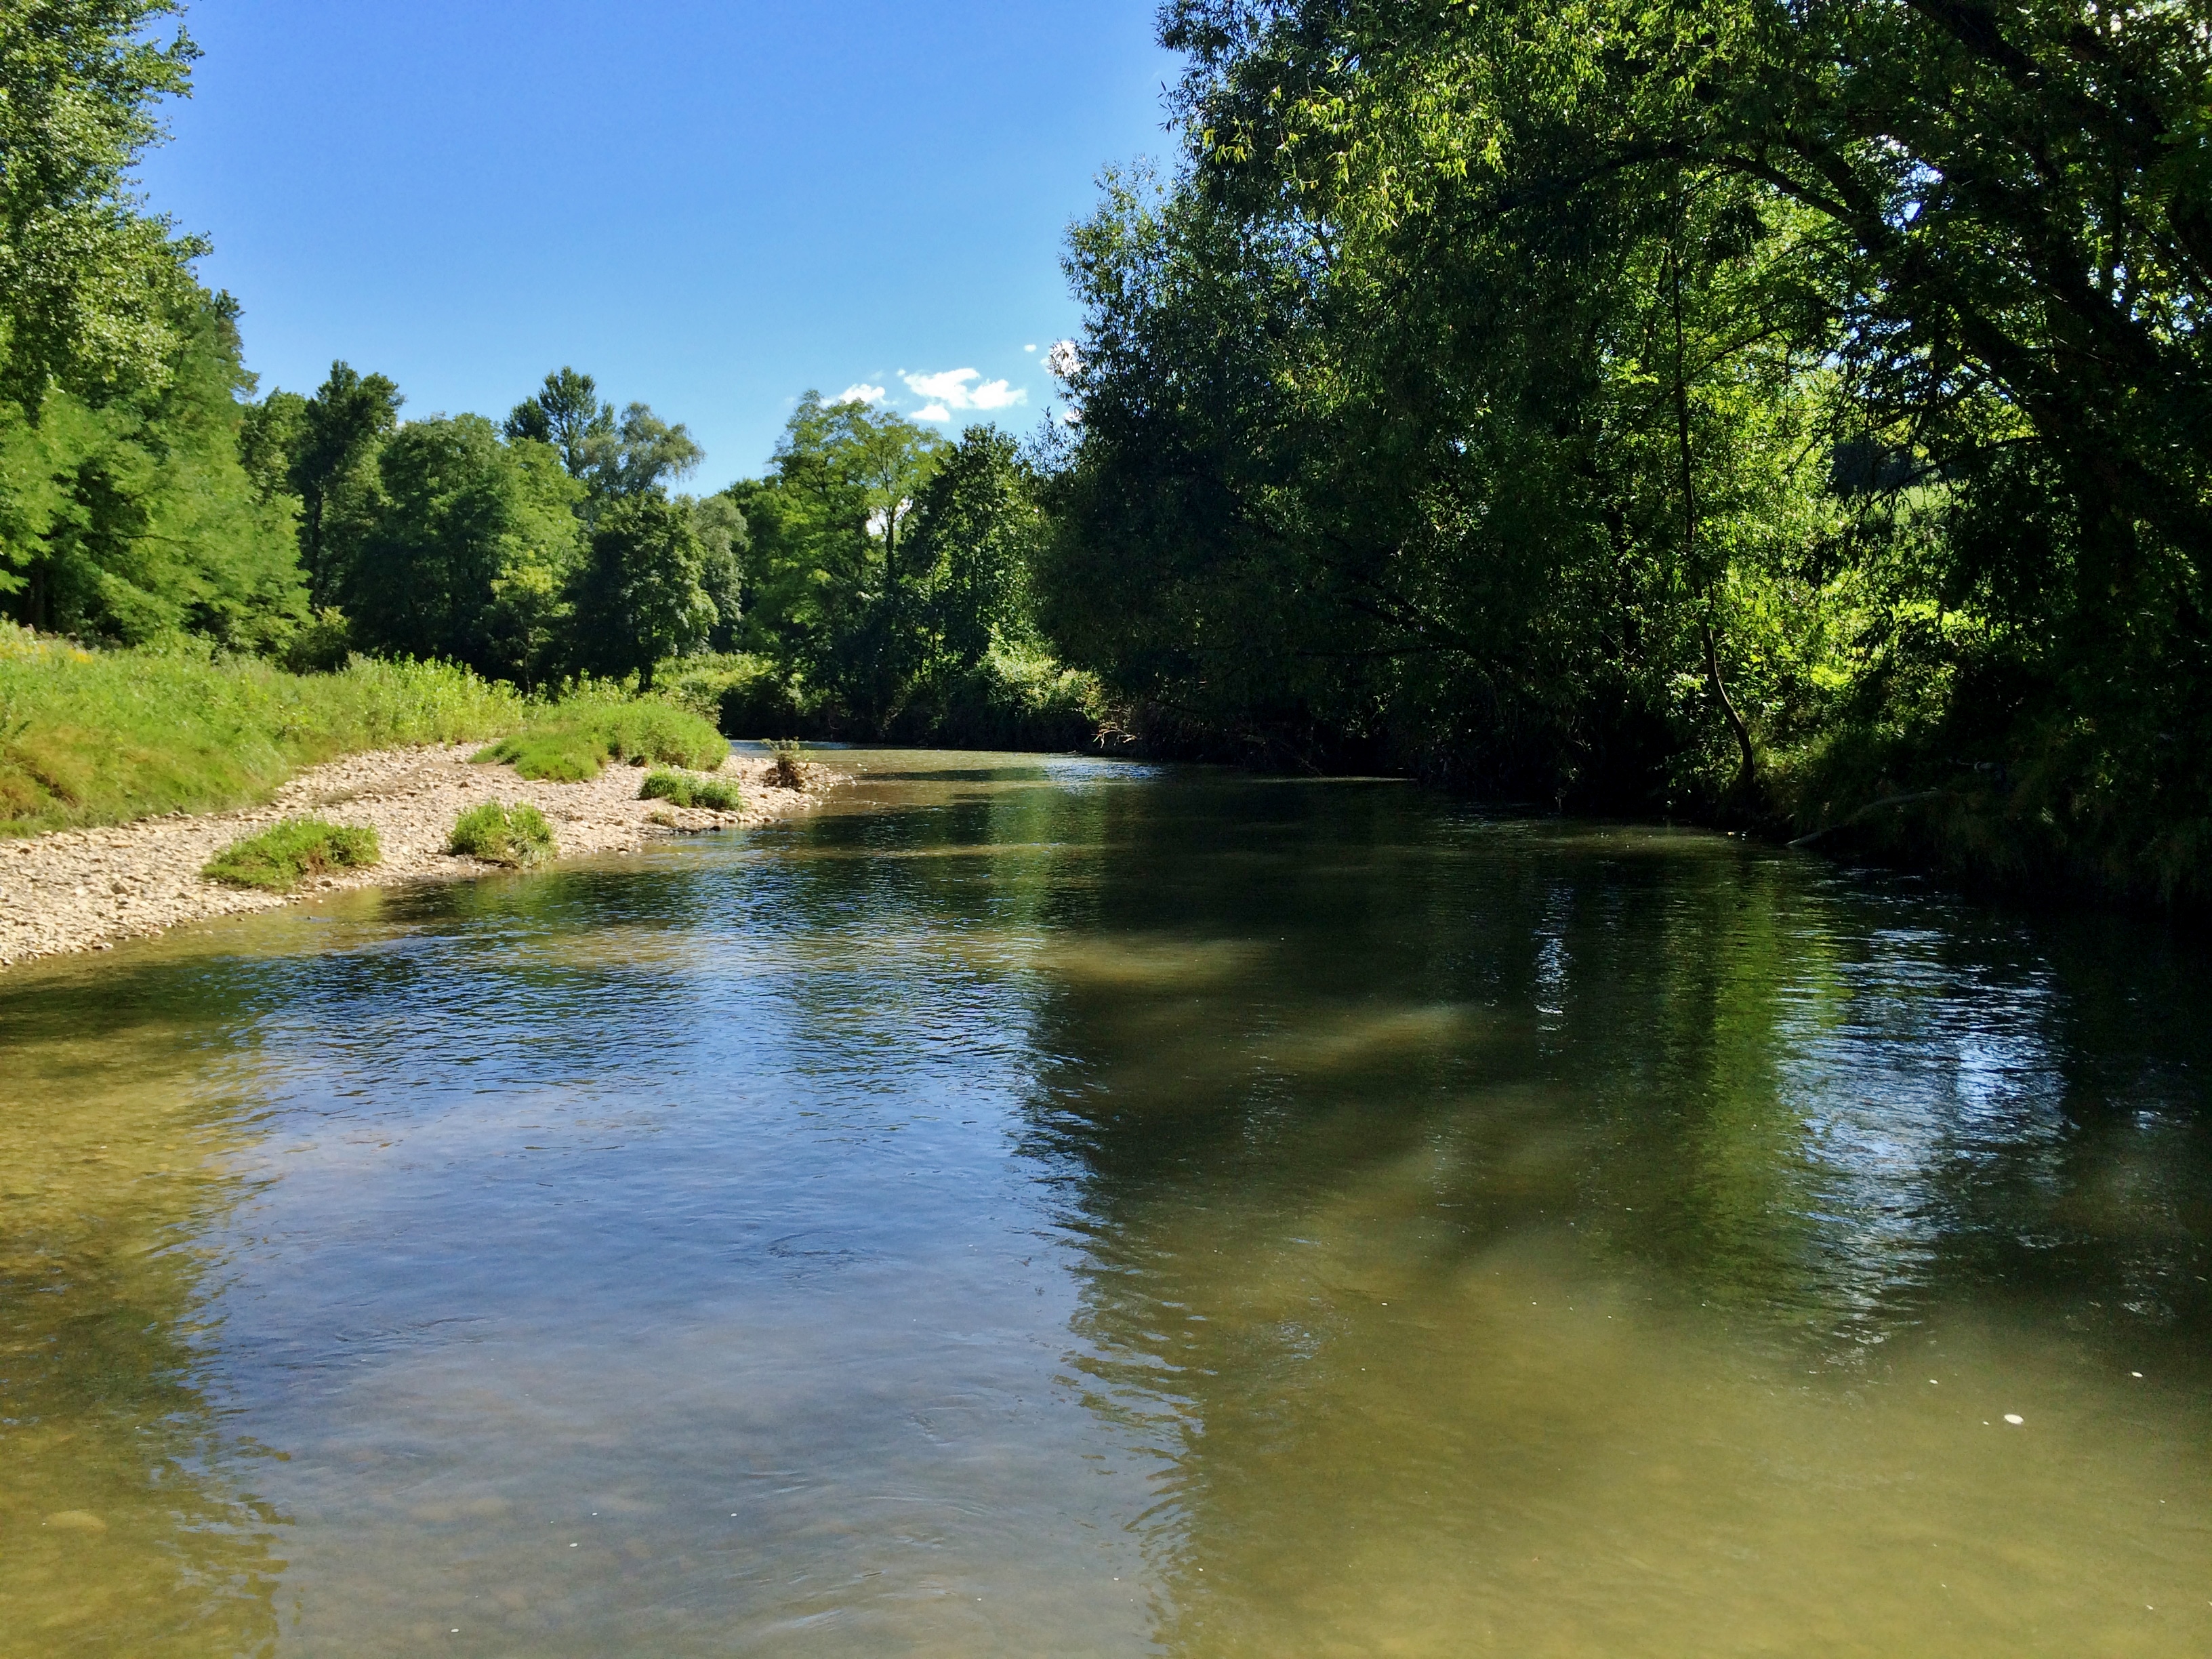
1033 0 2212 905
2 2 1080 748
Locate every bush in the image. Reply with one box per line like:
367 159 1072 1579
449 801 556 867
764 739 808 791
1 625 525 836
473 693 726 781
638 769 741 811
203 818 381 892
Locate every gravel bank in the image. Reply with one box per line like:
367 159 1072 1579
0 745 823 969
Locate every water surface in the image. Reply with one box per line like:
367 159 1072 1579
3 750 2209 1655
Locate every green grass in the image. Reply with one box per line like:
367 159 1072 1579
202 818 381 892
638 768 742 811
449 801 556 867
471 693 727 781
1 623 525 836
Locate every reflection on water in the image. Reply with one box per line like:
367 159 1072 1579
2 752 2208 1655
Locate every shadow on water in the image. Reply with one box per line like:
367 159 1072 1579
998 775 2212 1654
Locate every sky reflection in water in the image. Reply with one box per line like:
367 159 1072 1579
1 750 2207 1656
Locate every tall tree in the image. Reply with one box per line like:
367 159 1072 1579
505 367 614 483
342 415 581 680
567 494 717 688
289 361 401 607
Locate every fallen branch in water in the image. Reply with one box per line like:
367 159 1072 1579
1788 790 1947 848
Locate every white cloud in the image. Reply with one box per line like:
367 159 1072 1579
830 382 886 405
1024 343 1038 352
1046 339 1083 379
912 403 952 422
901 367 1027 413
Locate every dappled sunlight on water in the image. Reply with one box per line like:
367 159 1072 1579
3 748 2210 1654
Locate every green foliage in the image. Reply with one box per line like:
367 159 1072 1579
448 800 554 867
567 493 718 688
0 622 523 834
1031 0 2212 901
472 693 725 781
0 1 203 409
638 768 741 811
728 404 1084 743
202 816 379 892
338 414 583 682
504 367 703 522
0 7 308 656
285 362 401 607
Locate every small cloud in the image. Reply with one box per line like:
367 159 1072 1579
912 403 951 422
830 382 886 405
1024 343 1038 352
902 367 1027 413
1046 340 1083 379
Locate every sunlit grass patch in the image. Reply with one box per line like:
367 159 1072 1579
472 695 726 782
1 625 523 836
203 818 381 892
449 802 556 867
638 769 741 811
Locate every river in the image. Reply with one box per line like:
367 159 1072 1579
3 748 2207 1655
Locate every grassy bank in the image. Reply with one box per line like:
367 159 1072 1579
0 623 720 838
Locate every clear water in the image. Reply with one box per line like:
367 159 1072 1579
3 750 2209 1656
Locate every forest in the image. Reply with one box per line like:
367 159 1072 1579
5 0 2210 905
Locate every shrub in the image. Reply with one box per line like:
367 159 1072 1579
449 801 556 867
473 693 726 781
764 739 808 791
639 769 742 811
203 818 381 892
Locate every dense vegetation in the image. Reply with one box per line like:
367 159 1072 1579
0 623 523 832
7 0 2210 905
1036 0 2212 905
201 817 379 892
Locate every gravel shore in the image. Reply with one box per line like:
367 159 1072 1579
0 744 823 969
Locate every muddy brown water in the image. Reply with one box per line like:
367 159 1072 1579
3 749 2209 1655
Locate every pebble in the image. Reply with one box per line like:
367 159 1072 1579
0 745 825 970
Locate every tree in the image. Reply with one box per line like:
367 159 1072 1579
342 415 582 680
1 2 307 651
567 494 717 688
0 0 203 409
909 426 1044 671
505 367 614 482
288 361 401 607
687 492 747 651
732 393 947 724
506 368 701 523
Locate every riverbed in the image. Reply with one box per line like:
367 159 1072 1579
3 749 2207 1655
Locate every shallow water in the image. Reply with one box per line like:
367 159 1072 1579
3 749 2209 1656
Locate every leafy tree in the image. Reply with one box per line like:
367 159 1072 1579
567 493 717 688
1 2 306 651
909 426 1044 671
0 0 203 409
342 415 582 681
733 392 948 724
287 361 401 607
505 367 614 482
505 368 701 523
687 492 747 650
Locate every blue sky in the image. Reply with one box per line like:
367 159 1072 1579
134 1 1183 489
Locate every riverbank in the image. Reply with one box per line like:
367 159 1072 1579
0 744 823 968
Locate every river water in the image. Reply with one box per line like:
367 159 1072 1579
3 749 2208 1656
